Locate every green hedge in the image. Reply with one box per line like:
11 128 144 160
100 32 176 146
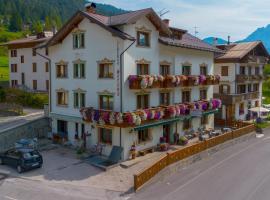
0 88 48 109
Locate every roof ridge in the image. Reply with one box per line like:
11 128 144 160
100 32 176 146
110 7 153 17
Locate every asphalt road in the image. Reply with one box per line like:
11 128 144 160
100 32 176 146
0 176 123 200
132 130 270 200
0 112 44 131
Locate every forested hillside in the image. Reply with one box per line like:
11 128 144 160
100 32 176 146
0 0 127 32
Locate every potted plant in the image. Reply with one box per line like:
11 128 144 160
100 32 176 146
130 143 136 159
179 136 188 146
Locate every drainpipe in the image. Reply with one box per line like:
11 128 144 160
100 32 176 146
119 39 136 152
35 49 52 114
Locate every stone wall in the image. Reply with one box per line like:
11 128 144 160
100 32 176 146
0 117 51 152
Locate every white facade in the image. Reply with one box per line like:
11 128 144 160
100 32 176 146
8 44 49 91
49 13 217 160
214 62 264 121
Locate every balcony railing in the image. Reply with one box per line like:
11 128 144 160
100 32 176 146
128 75 220 90
236 74 264 83
214 92 259 105
80 99 222 128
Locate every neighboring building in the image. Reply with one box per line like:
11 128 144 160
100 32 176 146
42 4 222 160
4 32 52 91
214 41 268 121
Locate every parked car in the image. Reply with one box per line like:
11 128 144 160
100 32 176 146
0 148 43 173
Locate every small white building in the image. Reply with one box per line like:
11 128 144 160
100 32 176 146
5 32 51 91
42 6 222 160
214 42 268 121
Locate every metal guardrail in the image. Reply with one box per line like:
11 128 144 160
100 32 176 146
134 123 255 191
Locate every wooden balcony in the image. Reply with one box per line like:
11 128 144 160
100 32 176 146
129 75 220 90
236 74 264 82
214 92 260 105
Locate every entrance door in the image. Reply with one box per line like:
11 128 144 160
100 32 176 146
57 120 68 139
163 124 171 143
21 73 25 85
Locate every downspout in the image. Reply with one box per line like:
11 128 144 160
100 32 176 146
35 49 52 114
119 39 136 151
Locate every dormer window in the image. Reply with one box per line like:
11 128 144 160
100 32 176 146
137 31 150 47
73 32 85 49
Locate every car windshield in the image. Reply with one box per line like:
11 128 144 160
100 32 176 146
23 151 39 159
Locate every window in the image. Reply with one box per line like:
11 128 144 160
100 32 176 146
253 83 259 92
45 62 49 72
99 95 113 110
75 123 79 139
200 66 207 76
32 49 36 56
99 128 112 145
11 50 17 57
183 120 191 130
137 64 149 75
248 66 252 75
237 85 246 94
138 129 151 143
137 31 150 47
137 94 149 109
57 120 68 134
160 65 170 76
21 56 24 63
45 48 49 56
81 124 85 138
99 63 113 78
221 66 228 76
255 67 260 75
56 64 68 78
239 66 245 75
239 103 244 115
57 91 68 106
11 64 17 73
200 89 207 100
182 91 191 103
73 32 85 49
182 66 191 76
201 116 208 125
33 80 37 90
220 84 230 94
74 92 86 108
46 80 49 91
11 80 18 87
248 84 252 92
160 92 170 106
32 63 37 72
74 62 86 78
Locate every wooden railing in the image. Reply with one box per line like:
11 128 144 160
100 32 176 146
134 123 255 191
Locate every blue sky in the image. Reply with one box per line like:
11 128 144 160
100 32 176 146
94 0 270 41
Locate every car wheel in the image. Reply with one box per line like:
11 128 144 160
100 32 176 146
0 158 3 165
17 165 23 173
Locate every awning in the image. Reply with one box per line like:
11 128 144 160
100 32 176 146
249 107 270 113
202 109 219 116
133 115 192 131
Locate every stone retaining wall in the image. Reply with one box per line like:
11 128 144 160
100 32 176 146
0 117 51 152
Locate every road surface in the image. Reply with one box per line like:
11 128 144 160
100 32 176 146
132 130 270 200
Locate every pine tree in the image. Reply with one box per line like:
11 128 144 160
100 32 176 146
32 20 43 34
8 13 22 32
44 16 52 31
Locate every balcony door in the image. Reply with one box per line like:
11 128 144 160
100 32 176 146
226 105 235 121
21 73 25 85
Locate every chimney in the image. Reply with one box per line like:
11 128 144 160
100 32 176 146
85 2 96 14
163 19 170 27
227 35 231 45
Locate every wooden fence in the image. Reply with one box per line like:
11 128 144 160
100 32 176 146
134 123 255 191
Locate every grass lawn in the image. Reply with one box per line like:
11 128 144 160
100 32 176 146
0 56 9 81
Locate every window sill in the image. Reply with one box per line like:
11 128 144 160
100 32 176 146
57 104 69 108
73 77 86 79
98 77 114 80
136 45 151 48
56 77 69 79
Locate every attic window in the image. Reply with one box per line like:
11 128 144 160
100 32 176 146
73 32 85 49
137 31 150 47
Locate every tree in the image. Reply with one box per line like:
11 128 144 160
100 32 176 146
44 16 52 31
32 20 43 34
8 13 22 32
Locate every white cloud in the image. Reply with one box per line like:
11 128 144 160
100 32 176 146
95 0 270 40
